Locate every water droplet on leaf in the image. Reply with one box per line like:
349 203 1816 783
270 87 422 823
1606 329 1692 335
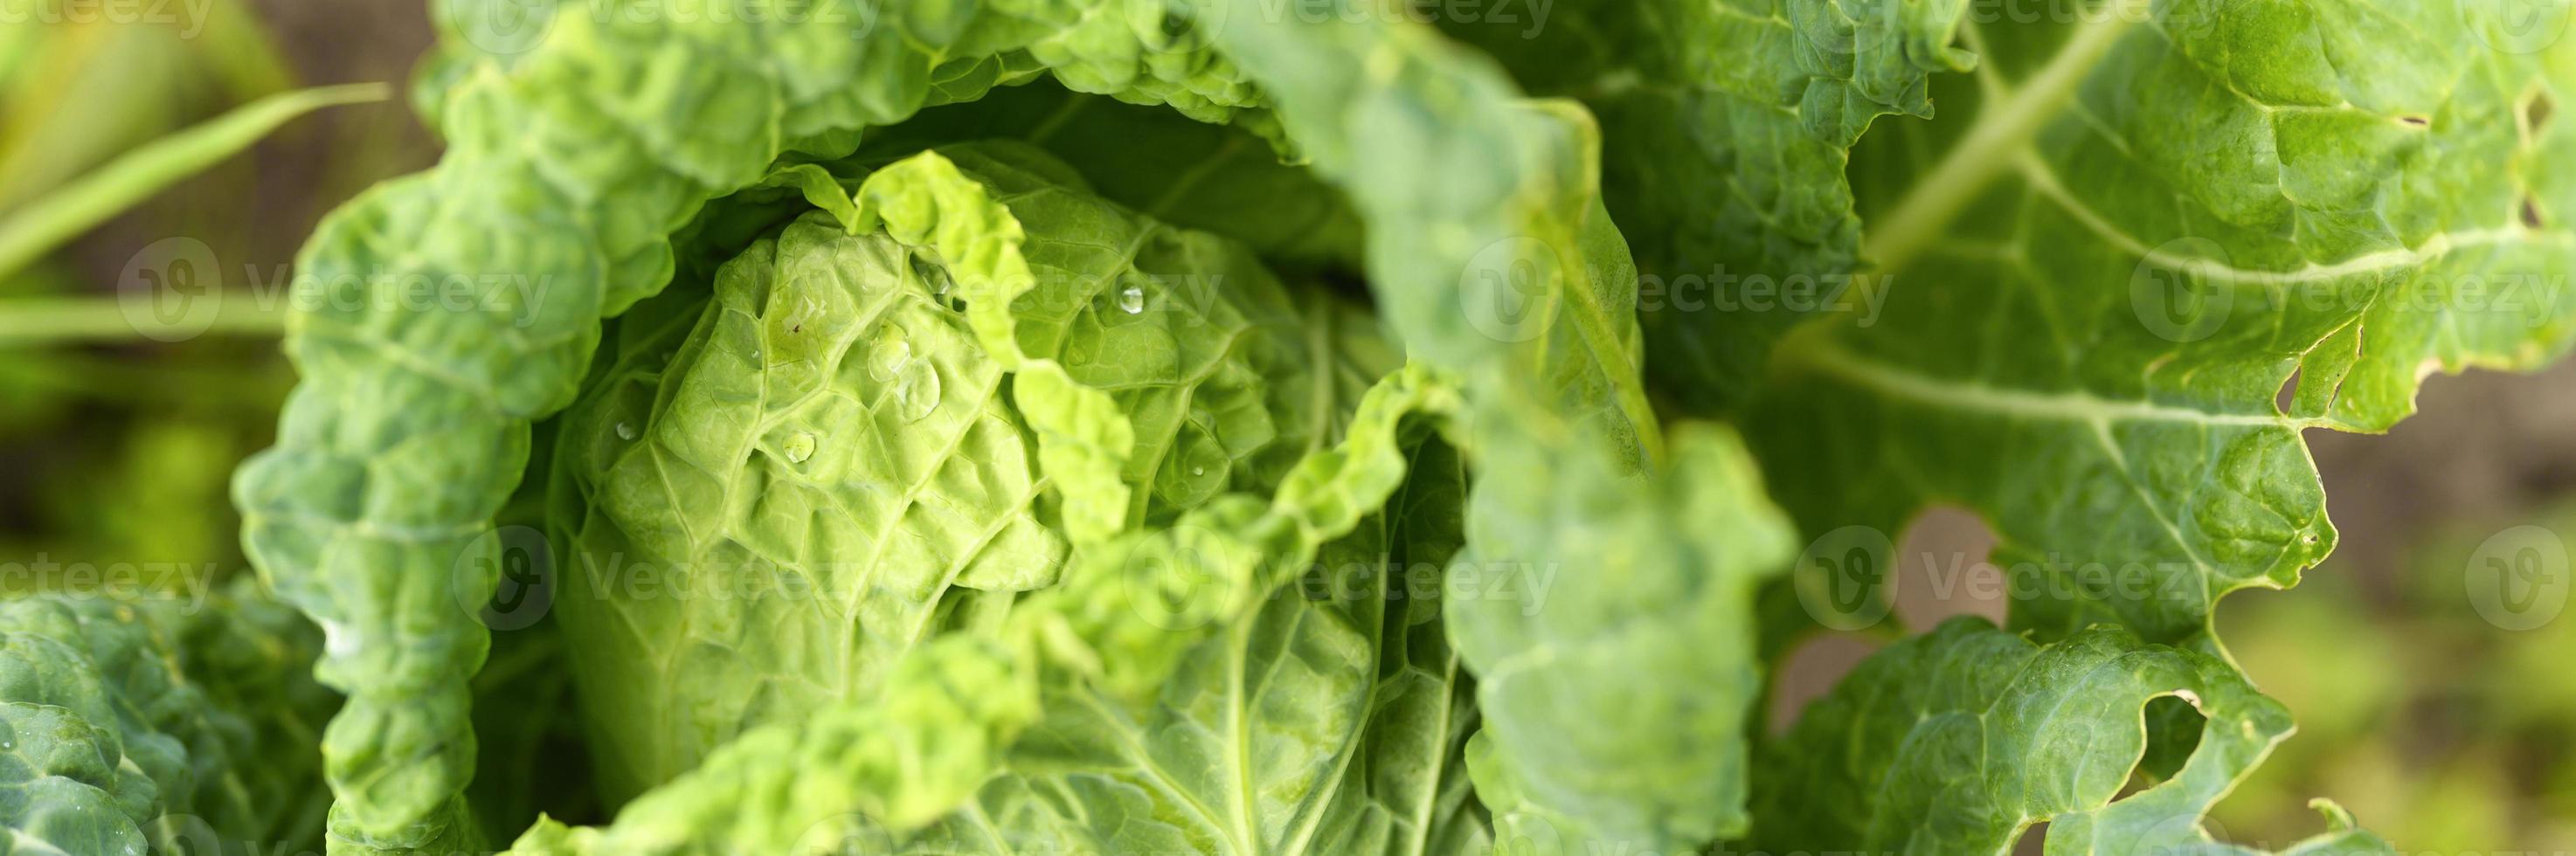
1118 286 1145 314
614 422 637 441
868 327 911 383
892 361 939 423
783 431 817 464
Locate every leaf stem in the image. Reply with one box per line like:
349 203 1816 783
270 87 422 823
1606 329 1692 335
1860 12 2143 273
0 82 390 277
0 294 288 344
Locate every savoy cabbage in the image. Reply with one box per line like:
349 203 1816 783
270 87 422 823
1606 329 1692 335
2 0 2568 854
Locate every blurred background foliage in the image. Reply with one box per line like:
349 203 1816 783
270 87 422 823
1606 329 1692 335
2 2 2573 853
2211 362 2576 853
0 3 597 846
0 1 429 586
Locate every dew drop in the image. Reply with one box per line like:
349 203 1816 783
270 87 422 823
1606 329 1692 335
868 328 912 383
892 361 940 423
1190 466 1204 476
1118 285 1145 314
783 431 817 464
614 422 638 441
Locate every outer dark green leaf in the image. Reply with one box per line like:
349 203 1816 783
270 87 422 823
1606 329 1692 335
1744 1 2576 643
1204 5 1804 851
0 583 335 856
1749 618 2389 854
1453 426 1798 851
1445 0 1972 407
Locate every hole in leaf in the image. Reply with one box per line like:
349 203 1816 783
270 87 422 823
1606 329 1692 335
2275 367 2301 412
1766 633 1882 735
2525 86 2557 134
1894 504 2003 626
2397 114 2429 127
2524 197 2546 230
2128 694 2210 792
2012 821 2048 855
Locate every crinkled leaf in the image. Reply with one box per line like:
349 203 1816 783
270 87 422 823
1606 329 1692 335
0 583 336 856
503 148 1469 853
548 143 1386 793
233 3 1281 846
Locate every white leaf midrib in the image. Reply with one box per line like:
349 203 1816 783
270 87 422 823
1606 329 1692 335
2015 153 2541 286
1785 331 2312 429
1861 10 2148 272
